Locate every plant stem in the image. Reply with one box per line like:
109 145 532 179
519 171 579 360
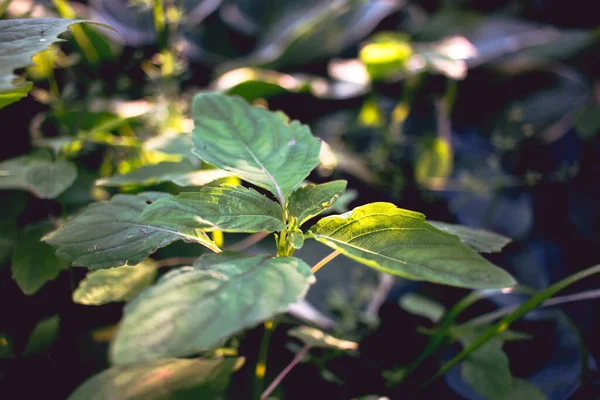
261 345 311 399
154 257 198 268
152 0 168 51
420 264 600 391
254 319 275 399
311 250 341 274
227 232 270 252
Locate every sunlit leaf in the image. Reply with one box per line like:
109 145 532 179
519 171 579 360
399 293 446 323
23 315 60 356
11 229 69 295
73 260 157 305
288 326 358 350
0 82 32 108
68 357 244 400
307 202 516 289
190 93 321 204
427 221 512 253
288 180 347 226
43 192 219 270
111 253 314 364
141 184 285 233
0 157 77 199
359 32 413 80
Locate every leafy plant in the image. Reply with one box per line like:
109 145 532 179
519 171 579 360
41 92 516 396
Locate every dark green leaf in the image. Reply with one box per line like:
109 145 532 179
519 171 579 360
575 102 600 140
190 93 321 204
68 357 244 400
0 157 77 199
23 315 60 356
427 221 512 253
457 329 511 400
11 229 69 295
288 326 357 350
509 378 546 400
73 260 157 305
111 253 314 364
307 202 516 289
43 192 219 270
141 184 285 233
288 180 347 226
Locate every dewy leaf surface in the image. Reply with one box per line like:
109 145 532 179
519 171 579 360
191 93 321 204
111 253 314 364
73 260 157 305
0 18 97 93
141 184 285 233
0 157 77 199
307 202 516 289
428 221 512 253
68 357 244 400
288 180 347 226
43 192 219 270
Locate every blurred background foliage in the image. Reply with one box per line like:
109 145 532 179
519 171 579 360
0 0 599 399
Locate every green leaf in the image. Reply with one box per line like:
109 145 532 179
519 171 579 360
415 137 453 187
96 160 232 187
141 184 285 233
0 157 77 199
575 102 600 140
73 260 157 305
307 202 516 289
399 293 446 323
288 180 347 226
0 18 100 99
190 93 321 204
427 221 512 253
509 378 546 400
11 229 69 295
457 329 511 400
0 332 12 358
0 82 32 109
111 253 314 364
68 357 244 400
289 229 305 250
23 315 60 356
43 192 220 270
288 326 358 350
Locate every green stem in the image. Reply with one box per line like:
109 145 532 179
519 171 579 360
152 0 167 51
254 319 275 400
420 264 600 390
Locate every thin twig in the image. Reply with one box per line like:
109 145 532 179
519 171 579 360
153 257 199 268
311 250 341 274
261 345 311 400
226 232 271 252
464 288 600 327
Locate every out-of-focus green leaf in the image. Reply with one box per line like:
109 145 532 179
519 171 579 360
141 184 285 233
0 157 77 199
288 180 347 226
427 221 512 253
575 102 600 140
399 293 446 322
0 18 90 93
43 192 220 270
288 326 357 350
0 332 13 358
307 202 516 289
68 357 244 400
11 229 69 295
73 260 157 305
359 32 413 81
0 82 32 109
111 253 314 364
23 315 60 356
190 93 321 204
415 137 453 188
457 329 511 400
